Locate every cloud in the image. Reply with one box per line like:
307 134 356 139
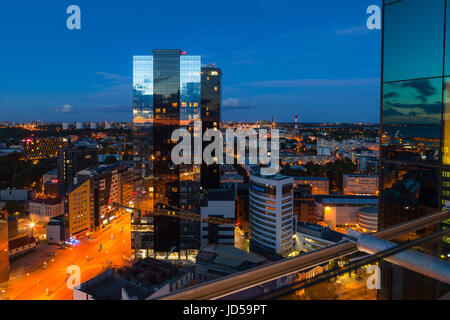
223 98 241 107
383 107 404 118
400 79 437 103
383 92 398 99
222 98 259 111
335 26 370 36
56 104 73 113
94 72 130 81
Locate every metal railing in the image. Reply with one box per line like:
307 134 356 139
158 210 450 300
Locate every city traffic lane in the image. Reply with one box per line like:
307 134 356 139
4 212 132 300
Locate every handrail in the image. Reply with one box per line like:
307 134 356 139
158 210 450 300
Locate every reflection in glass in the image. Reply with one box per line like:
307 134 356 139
382 78 442 164
383 0 445 82
380 162 439 229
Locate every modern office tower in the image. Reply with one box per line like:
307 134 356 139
90 123 97 129
133 50 203 259
200 65 222 190
57 145 99 193
24 137 69 160
0 220 9 284
249 172 294 259
200 189 235 246
76 122 83 130
62 123 70 130
380 0 450 299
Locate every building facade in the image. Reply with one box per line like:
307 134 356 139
343 174 379 195
200 189 235 246
0 220 8 284
29 195 64 223
249 174 294 258
133 50 201 258
294 177 329 195
24 137 69 160
65 178 92 238
200 65 222 190
380 0 450 299
133 50 221 259
57 145 98 193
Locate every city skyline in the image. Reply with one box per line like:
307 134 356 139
0 0 381 123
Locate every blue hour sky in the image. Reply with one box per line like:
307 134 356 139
0 0 381 123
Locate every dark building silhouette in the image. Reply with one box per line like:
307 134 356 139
57 145 98 193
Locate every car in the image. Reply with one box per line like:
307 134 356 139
48 251 56 257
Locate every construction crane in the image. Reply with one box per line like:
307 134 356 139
112 203 236 225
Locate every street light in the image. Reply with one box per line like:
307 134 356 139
28 222 36 238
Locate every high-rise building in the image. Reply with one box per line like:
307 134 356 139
57 145 99 193
249 172 294 259
380 0 450 299
133 50 205 259
201 65 222 190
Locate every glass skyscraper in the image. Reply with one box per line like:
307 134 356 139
380 0 450 299
132 50 221 259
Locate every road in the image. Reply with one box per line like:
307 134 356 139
1 212 133 300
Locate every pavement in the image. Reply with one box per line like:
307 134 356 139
1 212 133 300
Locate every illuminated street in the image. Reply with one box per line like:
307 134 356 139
1 212 132 300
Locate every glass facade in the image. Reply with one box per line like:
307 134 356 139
381 0 449 299
133 50 221 259
200 66 222 189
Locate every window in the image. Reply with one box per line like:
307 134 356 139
383 0 445 81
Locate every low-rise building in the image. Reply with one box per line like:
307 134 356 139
294 185 317 223
0 220 9 284
46 216 65 244
294 177 329 195
195 244 267 283
8 235 37 257
358 206 378 233
0 189 34 202
29 195 64 223
343 174 379 195
316 196 378 229
294 222 345 253
74 258 194 300
24 137 69 160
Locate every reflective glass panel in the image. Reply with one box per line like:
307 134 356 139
383 0 445 82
